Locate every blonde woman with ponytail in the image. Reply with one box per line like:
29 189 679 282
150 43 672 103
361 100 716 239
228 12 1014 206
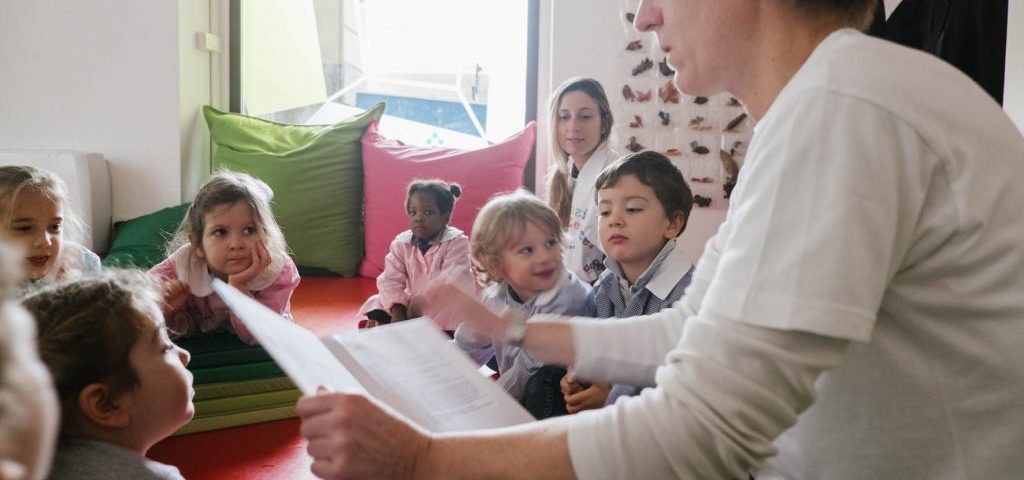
545 77 616 283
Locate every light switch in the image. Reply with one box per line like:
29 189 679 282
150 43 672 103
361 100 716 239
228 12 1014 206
196 32 222 53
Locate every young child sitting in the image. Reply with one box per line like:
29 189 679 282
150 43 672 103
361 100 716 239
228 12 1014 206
455 191 595 419
150 170 300 344
0 243 59 480
357 179 475 333
0 165 101 295
561 151 695 412
23 270 194 480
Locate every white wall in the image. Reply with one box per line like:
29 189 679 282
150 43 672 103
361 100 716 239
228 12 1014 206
1006 0 1024 132
180 0 215 202
0 1 213 223
537 0 622 190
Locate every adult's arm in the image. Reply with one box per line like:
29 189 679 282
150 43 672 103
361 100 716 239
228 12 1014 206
298 315 848 480
521 230 723 383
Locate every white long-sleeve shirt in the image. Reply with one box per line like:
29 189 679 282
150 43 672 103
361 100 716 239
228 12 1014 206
563 29 1024 480
563 145 618 283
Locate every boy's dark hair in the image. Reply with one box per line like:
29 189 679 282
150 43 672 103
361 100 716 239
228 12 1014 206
22 269 162 434
793 0 877 30
594 151 693 237
406 179 462 216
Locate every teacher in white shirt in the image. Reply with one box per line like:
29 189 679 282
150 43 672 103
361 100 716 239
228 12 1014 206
297 0 1024 478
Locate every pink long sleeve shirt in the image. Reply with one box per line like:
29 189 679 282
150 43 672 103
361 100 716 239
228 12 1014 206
149 245 300 344
357 226 475 331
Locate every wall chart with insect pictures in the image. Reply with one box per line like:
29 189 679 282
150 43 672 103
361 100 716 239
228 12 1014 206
615 0 754 209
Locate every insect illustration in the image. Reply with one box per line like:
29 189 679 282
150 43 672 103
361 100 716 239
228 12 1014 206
659 58 674 76
659 80 680 103
636 89 653 102
626 136 644 153
632 57 654 76
724 112 748 132
626 40 643 51
720 149 740 198
693 195 712 208
690 140 710 155
688 116 712 131
622 85 635 102
658 111 671 126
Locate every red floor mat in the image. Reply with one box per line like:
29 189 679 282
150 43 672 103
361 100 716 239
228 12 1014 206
148 276 376 480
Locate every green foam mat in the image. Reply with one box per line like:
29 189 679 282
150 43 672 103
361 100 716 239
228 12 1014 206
174 405 297 436
193 389 302 418
193 376 296 402
191 361 284 385
177 332 272 370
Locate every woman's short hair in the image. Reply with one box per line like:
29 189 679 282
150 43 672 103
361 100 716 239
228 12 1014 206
792 0 878 30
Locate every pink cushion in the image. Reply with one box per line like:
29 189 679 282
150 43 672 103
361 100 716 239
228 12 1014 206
359 122 536 277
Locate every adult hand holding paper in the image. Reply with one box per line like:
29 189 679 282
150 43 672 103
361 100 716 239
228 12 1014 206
210 279 363 395
211 278 534 433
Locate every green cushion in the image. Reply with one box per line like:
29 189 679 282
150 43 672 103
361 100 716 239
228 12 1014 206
102 203 190 269
174 331 273 369
205 103 385 276
190 360 285 384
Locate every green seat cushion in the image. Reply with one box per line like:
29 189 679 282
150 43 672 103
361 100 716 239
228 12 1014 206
190 360 285 384
205 103 385 276
193 376 296 402
102 203 190 269
175 331 273 369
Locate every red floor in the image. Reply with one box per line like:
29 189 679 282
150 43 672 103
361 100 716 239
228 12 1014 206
148 276 377 479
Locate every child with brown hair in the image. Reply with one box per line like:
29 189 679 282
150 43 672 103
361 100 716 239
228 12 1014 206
150 170 300 344
23 269 193 480
561 151 695 412
454 190 595 419
0 165 101 295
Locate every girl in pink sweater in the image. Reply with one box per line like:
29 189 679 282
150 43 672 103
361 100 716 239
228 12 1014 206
150 171 299 344
357 179 475 334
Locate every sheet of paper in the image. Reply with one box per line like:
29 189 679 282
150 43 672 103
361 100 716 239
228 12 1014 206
211 279 364 396
332 319 534 432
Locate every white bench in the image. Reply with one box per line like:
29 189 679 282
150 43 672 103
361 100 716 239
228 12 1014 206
0 150 112 254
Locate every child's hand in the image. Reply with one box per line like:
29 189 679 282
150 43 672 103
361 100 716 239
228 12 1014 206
418 284 504 339
390 304 409 322
560 372 583 396
564 382 612 414
161 279 190 315
228 241 271 292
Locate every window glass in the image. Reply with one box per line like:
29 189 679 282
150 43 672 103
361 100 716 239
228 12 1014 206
242 0 530 149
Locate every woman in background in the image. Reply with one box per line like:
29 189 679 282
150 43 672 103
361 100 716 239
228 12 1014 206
545 77 617 284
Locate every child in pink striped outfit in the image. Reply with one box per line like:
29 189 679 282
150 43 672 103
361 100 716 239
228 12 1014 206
357 179 475 334
150 171 299 345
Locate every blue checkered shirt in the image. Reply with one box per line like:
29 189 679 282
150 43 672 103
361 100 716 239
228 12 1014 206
594 240 694 403
454 269 595 402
